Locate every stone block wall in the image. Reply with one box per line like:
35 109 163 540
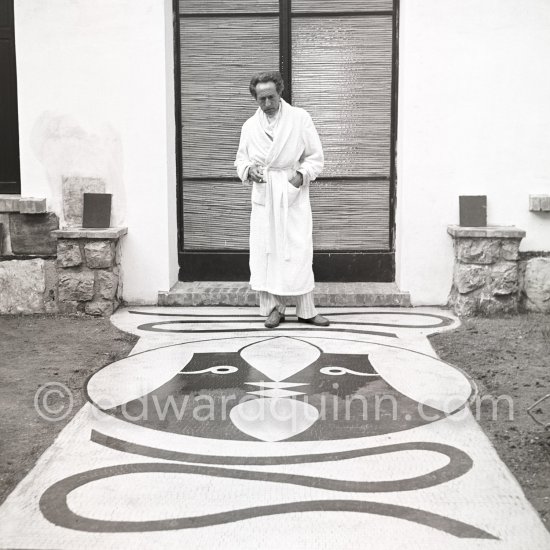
447 226 526 316
9 213 59 255
56 241 118 315
519 254 550 313
0 197 58 257
0 197 60 314
53 228 126 316
0 258 57 314
0 194 126 316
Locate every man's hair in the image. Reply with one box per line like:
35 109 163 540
249 71 285 98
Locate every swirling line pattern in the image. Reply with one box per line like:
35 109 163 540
38 432 497 539
129 309 453 329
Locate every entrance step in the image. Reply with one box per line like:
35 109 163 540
158 282 411 307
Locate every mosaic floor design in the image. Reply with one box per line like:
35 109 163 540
0 307 548 549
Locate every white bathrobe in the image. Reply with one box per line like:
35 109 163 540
235 99 324 295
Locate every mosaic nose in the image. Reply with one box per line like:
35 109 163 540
230 338 321 440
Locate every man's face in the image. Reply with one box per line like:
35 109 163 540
254 82 281 117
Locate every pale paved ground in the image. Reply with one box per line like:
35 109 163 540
0 307 548 549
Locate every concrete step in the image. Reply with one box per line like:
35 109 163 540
158 282 411 307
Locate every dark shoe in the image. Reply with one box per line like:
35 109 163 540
265 308 285 328
298 314 330 327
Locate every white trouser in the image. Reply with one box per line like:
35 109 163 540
259 291 317 319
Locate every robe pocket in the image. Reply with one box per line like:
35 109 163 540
251 182 266 205
287 180 302 207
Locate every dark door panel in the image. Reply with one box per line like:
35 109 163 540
178 251 394 282
0 0 20 194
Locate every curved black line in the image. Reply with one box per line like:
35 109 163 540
91 431 471 491
134 318 439 329
39 461 496 538
129 310 264 318
129 309 453 329
136 322 397 339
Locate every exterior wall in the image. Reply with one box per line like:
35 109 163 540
14 0 178 304
396 0 550 305
11 0 549 306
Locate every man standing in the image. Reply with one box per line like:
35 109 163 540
235 71 330 329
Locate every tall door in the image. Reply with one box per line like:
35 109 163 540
0 0 20 194
176 0 396 281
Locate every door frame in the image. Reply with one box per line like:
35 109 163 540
0 0 21 194
173 0 399 282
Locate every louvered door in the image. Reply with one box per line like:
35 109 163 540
176 0 397 281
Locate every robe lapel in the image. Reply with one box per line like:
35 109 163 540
250 108 275 159
264 100 293 167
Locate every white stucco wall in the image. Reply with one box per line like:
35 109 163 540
14 0 178 304
396 0 550 305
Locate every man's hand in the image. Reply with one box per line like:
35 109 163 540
289 172 303 188
249 164 265 183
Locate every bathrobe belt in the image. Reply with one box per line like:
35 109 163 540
264 168 293 261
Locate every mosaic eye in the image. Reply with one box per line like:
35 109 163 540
210 366 238 374
180 365 238 375
320 366 378 377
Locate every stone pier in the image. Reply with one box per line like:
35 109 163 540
447 225 526 316
52 227 127 316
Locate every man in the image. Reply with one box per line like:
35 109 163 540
235 71 330 329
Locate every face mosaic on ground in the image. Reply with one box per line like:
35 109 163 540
1 307 548 549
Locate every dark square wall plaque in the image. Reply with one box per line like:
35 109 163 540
459 195 487 227
83 193 112 228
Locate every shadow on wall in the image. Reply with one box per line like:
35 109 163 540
30 111 126 228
